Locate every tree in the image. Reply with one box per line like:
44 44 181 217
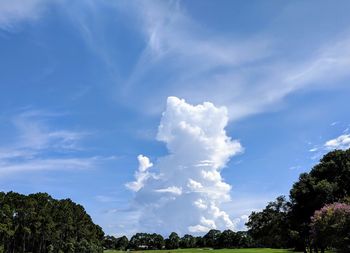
289 149 350 251
128 233 148 250
218 230 238 248
116 236 129 250
165 232 180 249
195 236 204 248
246 196 292 248
148 233 164 249
235 231 254 248
310 203 350 253
180 234 196 248
0 191 104 253
203 229 221 248
103 236 118 249
127 233 164 250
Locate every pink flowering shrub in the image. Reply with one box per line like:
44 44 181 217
310 202 350 252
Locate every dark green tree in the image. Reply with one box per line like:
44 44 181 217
0 191 104 253
203 229 221 248
289 149 350 251
116 235 129 250
180 234 196 248
103 236 118 249
165 232 180 249
218 229 238 248
246 196 292 248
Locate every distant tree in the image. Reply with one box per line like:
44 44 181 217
310 203 350 253
180 234 196 248
127 233 163 250
116 235 129 250
103 235 118 249
165 232 180 249
218 230 238 248
235 231 254 248
195 236 204 248
203 229 221 248
148 233 164 249
128 233 148 250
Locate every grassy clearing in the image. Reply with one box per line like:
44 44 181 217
105 249 301 253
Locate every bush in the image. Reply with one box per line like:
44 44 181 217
310 202 350 253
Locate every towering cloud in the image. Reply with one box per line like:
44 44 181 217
126 97 242 234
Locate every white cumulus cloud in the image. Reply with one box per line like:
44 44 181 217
125 154 154 192
126 96 243 235
155 186 182 195
324 134 350 150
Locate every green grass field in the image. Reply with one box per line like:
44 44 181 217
105 249 302 253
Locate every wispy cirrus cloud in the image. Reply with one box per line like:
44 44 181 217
0 157 97 176
104 0 350 121
18 0 348 122
0 0 49 30
2 1 350 122
0 110 102 176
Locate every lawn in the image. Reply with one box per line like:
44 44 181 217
105 249 301 253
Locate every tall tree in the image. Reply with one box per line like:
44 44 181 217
0 191 104 253
289 149 350 251
246 196 292 248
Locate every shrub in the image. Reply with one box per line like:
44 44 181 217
310 202 350 253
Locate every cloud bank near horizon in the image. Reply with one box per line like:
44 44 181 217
126 96 243 234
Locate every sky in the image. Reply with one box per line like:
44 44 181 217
1 0 350 237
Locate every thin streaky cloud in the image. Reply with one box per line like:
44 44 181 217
105 1 350 121
0 157 97 176
0 0 48 30
0 110 108 177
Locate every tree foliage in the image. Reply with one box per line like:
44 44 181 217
246 196 292 248
0 192 104 253
102 235 129 250
179 234 196 248
128 233 164 250
246 148 350 252
289 149 350 251
310 203 350 253
165 232 180 249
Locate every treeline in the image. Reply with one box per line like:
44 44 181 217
1 149 349 253
103 230 254 251
0 192 104 253
246 149 350 253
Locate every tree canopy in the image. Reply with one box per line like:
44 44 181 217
0 192 104 253
246 148 350 252
310 202 350 253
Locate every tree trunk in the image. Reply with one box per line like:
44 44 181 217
22 233 26 253
11 237 15 253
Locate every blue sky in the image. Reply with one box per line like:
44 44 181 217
1 0 350 237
